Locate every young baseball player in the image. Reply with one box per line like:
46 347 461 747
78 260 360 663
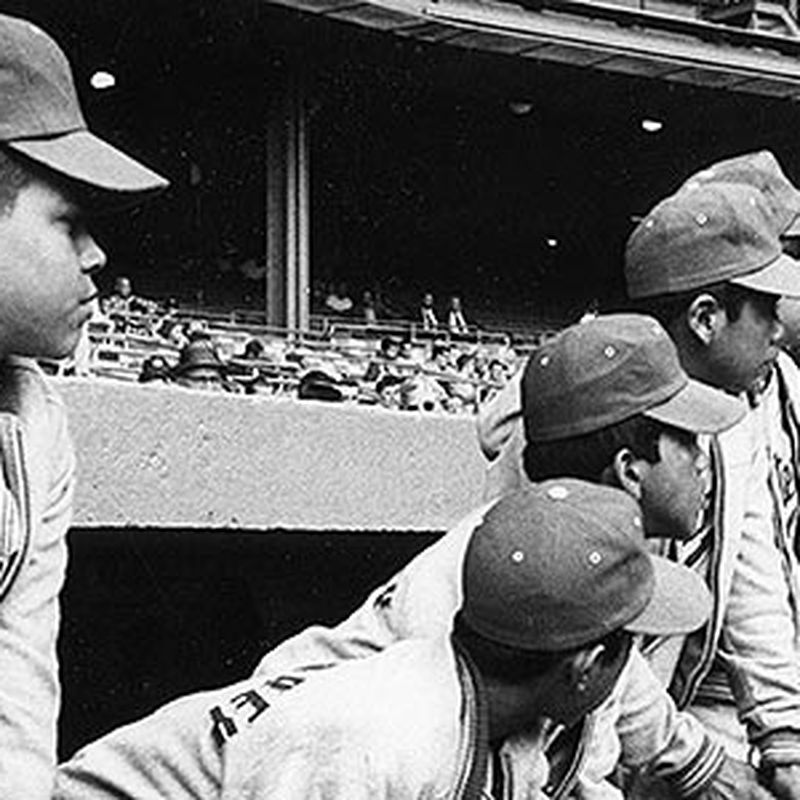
55 315 771 800
625 180 800 798
479 172 800 797
0 13 167 799
59 481 710 799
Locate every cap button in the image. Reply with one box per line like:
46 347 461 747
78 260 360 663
695 212 709 226
604 345 616 359
539 355 550 367
588 550 603 566
547 485 569 500
511 549 525 564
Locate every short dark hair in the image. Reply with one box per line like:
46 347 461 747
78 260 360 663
523 414 668 483
631 282 752 330
0 146 33 215
452 611 631 683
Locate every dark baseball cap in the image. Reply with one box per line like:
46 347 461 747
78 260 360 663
626 183 800 299
461 480 710 652
0 15 168 202
522 314 744 443
677 150 800 238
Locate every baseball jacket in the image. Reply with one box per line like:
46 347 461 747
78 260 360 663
475 364 800 767
55 499 719 800
0 357 75 799
58 634 608 800
250 501 722 797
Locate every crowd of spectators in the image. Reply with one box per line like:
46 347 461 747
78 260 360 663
54 277 529 417
315 280 481 338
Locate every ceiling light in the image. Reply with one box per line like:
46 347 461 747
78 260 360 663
641 118 663 133
509 101 533 116
546 238 558 248
90 71 116 90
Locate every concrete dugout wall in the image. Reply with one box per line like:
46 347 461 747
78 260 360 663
55 378 489 755
56 378 488 533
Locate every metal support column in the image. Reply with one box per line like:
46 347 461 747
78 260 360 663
265 69 310 330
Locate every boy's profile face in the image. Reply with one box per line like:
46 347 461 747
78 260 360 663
703 291 782 395
0 176 105 360
637 426 710 540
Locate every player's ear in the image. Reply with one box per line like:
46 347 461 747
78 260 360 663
686 294 723 346
566 644 606 693
606 448 645 501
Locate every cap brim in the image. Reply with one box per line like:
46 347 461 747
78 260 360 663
625 556 710 637
731 252 800 298
784 213 800 238
644 378 745 434
8 130 168 209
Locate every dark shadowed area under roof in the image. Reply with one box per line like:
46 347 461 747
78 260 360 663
3 0 800 318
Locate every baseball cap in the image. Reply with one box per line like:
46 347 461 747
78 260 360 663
626 183 800 299
677 150 800 238
461 480 710 652
522 314 744 442
0 15 168 204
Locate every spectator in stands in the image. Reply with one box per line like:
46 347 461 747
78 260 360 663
298 367 345 402
103 276 160 316
364 336 403 383
401 372 450 412
488 357 510 387
375 374 404 409
360 290 378 326
156 318 189 350
323 281 354 315
448 351 479 412
138 355 172 384
480 357 511 406
447 295 469 334
428 341 456 375
240 338 265 360
185 319 212 343
173 339 231 393
419 291 438 331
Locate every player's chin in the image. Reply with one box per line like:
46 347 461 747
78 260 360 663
40 329 81 361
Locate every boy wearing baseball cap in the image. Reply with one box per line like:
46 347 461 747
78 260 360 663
59 482 710 799
625 180 800 798
56 315 768 800
0 13 167 798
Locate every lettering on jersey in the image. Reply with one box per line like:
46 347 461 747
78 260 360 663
262 675 304 691
210 706 237 748
232 689 269 723
208 665 336 747
373 582 397 610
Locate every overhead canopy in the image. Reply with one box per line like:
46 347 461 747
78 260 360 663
264 0 800 98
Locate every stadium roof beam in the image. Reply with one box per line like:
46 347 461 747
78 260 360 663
262 0 800 97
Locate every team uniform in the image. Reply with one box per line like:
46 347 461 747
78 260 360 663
0 13 167 796
0 358 75 798
57 499 721 799
476 366 800 766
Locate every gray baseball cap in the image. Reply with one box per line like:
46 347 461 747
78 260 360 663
0 14 168 202
522 314 745 442
461 480 711 652
677 150 800 238
626 183 800 300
